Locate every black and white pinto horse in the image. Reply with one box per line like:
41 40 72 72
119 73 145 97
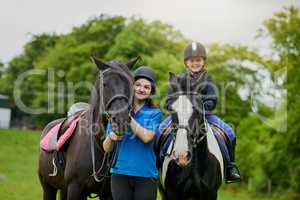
159 72 224 200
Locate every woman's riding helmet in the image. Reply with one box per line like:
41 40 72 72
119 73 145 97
134 66 157 94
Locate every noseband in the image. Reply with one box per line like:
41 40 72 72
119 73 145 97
104 94 132 119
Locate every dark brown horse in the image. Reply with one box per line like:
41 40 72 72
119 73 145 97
158 73 222 200
38 57 139 200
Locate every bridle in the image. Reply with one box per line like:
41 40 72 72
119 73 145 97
170 92 207 149
91 66 133 183
100 68 133 121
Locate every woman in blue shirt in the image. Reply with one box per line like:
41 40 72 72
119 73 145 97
103 66 163 200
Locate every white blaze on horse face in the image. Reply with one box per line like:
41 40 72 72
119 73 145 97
171 95 193 156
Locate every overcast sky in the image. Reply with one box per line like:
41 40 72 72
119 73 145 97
0 0 298 63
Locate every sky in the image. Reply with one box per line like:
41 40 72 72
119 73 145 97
0 0 298 63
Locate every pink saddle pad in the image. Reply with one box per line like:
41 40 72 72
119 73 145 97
40 118 80 152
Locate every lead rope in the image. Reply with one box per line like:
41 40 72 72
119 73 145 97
90 112 111 182
90 131 106 182
90 71 107 182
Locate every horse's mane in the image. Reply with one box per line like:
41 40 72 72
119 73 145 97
88 77 102 134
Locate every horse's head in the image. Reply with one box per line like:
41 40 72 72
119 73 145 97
91 56 139 135
167 72 207 167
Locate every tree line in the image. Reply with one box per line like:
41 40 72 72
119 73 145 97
0 6 299 199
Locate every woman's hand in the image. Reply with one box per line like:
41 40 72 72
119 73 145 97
103 132 123 152
109 132 124 141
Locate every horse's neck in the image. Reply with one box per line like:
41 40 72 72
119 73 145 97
87 108 107 138
190 116 208 157
193 137 208 166
97 115 108 138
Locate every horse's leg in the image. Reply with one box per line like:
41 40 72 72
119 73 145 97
67 183 85 200
40 181 58 200
158 185 167 200
165 189 181 200
60 188 67 200
202 190 217 200
210 191 218 200
98 194 112 200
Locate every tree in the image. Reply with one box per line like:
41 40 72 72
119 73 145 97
259 6 300 195
0 61 3 76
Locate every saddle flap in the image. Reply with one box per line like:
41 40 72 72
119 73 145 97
40 117 80 152
56 118 80 151
40 123 62 152
206 121 224 180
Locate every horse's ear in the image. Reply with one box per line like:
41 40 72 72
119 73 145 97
90 56 110 71
169 72 177 83
126 56 141 70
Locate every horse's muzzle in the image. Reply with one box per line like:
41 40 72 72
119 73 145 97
172 151 192 167
111 119 129 135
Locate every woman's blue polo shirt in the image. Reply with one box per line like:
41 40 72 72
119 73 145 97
106 102 163 178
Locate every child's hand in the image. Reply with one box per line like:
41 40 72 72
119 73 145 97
109 132 123 141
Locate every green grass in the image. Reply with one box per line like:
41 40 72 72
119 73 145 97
0 129 41 200
0 128 275 200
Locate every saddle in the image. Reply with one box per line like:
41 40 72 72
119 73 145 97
155 118 232 167
210 124 231 147
40 112 83 152
155 119 174 168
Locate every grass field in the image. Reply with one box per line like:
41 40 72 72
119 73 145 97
0 129 273 200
